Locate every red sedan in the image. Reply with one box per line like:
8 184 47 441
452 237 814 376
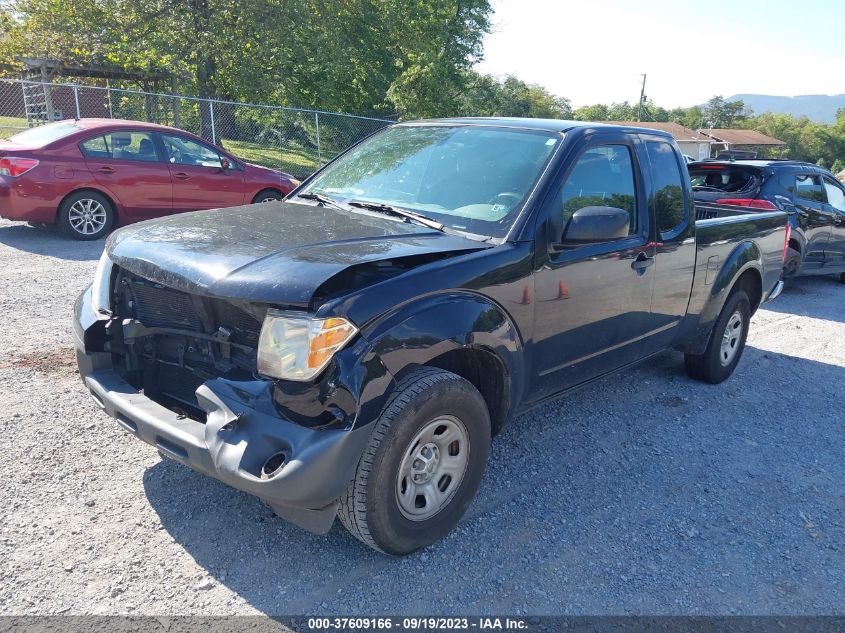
0 119 300 240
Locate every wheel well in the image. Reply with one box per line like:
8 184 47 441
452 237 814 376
56 188 118 222
424 348 510 436
734 268 762 313
252 187 283 203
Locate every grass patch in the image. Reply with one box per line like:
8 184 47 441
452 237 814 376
0 115 28 138
222 138 319 178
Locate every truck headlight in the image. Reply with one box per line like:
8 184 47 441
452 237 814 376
90 251 114 314
257 311 358 381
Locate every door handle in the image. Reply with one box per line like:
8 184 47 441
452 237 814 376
95 166 115 174
173 172 190 180
631 252 655 273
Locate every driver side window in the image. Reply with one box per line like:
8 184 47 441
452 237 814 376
561 144 638 235
161 134 223 167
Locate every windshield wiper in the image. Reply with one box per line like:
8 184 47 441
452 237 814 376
347 200 444 231
294 191 347 210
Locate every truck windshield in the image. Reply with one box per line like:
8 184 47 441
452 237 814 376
300 124 561 238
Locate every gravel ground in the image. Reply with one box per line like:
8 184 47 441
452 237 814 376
0 218 843 616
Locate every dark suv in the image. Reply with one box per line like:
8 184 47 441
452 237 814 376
689 160 845 281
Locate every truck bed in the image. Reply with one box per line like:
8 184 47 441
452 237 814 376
694 201 765 221
678 208 788 353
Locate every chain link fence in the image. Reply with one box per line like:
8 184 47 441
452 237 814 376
0 78 393 179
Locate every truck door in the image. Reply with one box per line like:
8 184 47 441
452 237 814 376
640 137 697 352
530 134 658 400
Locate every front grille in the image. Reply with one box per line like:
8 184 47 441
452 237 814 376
112 269 263 416
118 269 262 346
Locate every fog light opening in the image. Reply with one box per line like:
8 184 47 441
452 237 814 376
260 451 288 479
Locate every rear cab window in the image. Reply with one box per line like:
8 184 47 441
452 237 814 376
645 141 687 237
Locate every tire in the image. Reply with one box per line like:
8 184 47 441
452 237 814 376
783 247 801 279
339 367 491 555
684 289 751 384
839 272 845 285
58 191 115 241
252 189 283 204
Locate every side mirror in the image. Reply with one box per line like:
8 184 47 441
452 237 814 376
561 206 630 244
220 157 231 170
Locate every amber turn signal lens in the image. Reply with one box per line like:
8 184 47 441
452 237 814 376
307 319 358 369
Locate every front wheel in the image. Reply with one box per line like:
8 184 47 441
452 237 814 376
252 189 283 204
339 368 491 555
684 290 751 384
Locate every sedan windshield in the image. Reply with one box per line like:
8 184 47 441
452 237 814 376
301 124 561 238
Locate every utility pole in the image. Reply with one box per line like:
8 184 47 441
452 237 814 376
637 74 647 122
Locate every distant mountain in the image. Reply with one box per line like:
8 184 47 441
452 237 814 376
725 94 845 124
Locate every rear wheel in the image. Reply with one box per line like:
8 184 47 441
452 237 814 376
783 247 801 279
839 272 845 284
58 191 114 241
339 368 491 555
684 289 751 384
252 189 283 204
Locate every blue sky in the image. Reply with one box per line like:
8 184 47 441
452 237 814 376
475 0 845 108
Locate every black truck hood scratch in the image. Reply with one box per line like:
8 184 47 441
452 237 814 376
106 201 488 307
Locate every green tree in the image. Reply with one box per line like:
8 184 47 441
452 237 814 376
481 74 570 118
573 104 609 121
0 0 493 119
606 101 636 121
703 95 749 128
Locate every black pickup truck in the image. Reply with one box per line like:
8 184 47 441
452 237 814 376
74 119 788 554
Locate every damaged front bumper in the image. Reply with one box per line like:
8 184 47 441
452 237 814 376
73 287 374 534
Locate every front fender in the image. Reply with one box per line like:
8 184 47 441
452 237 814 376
270 292 525 433
362 291 526 423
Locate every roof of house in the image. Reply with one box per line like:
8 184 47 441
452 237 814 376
700 128 785 146
605 121 712 142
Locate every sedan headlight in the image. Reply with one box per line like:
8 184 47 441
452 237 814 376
90 251 114 314
257 311 358 381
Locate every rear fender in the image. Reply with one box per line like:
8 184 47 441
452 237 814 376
685 241 762 354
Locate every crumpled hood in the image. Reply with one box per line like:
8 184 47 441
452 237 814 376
106 201 487 307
